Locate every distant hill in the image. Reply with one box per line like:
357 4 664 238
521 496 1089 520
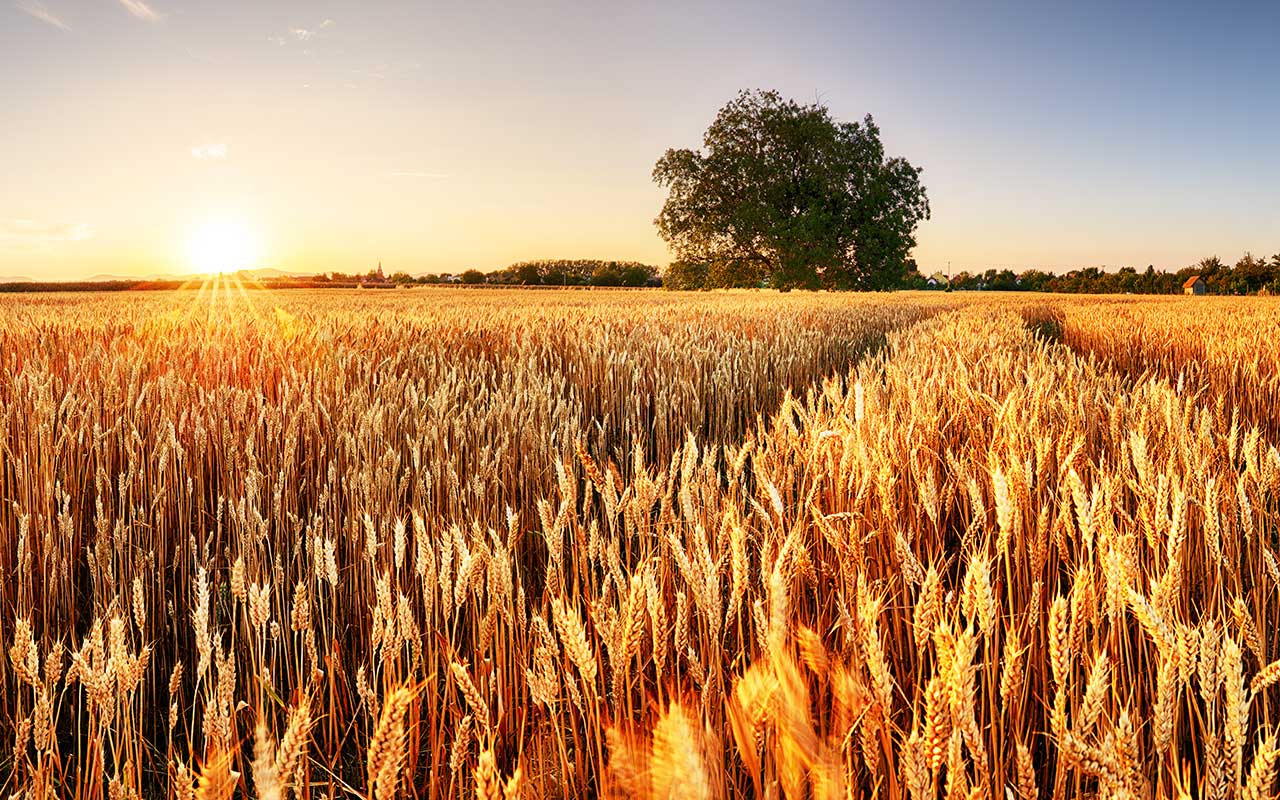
83 273 163 282
242 268 306 279
81 272 205 283
70 268 309 283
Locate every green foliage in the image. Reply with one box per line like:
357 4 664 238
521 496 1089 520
495 260 658 287
512 262 543 285
1226 253 1272 294
942 252 1280 295
460 269 486 285
662 260 710 290
653 90 930 291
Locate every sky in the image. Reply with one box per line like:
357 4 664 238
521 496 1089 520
2 0 1278 280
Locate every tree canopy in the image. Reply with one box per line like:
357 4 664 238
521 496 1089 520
653 90 930 291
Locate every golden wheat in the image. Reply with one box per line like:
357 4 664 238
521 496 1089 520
5 286 1280 798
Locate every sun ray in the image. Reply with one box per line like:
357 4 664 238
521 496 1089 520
230 271 269 326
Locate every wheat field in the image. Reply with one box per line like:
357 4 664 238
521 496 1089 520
3 285 1280 799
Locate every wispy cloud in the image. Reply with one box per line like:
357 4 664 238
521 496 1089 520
288 18 334 42
390 171 449 179
118 0 159 22
191 143 228 160
16 1 70 30
0 219 94 251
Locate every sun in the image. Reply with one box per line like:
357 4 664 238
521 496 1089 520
186 219 261 275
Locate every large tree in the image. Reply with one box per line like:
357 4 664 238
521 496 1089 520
653 90 930 291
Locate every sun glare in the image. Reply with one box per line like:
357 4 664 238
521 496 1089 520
186 219 260 275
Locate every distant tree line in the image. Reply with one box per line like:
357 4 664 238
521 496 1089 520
405 260 660 287
925 253 1280 295
291 261 659 287
19 253 1280 296
664 252 1280 294
491 259 659 287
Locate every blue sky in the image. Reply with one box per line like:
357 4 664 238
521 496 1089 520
1 0 1277 278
